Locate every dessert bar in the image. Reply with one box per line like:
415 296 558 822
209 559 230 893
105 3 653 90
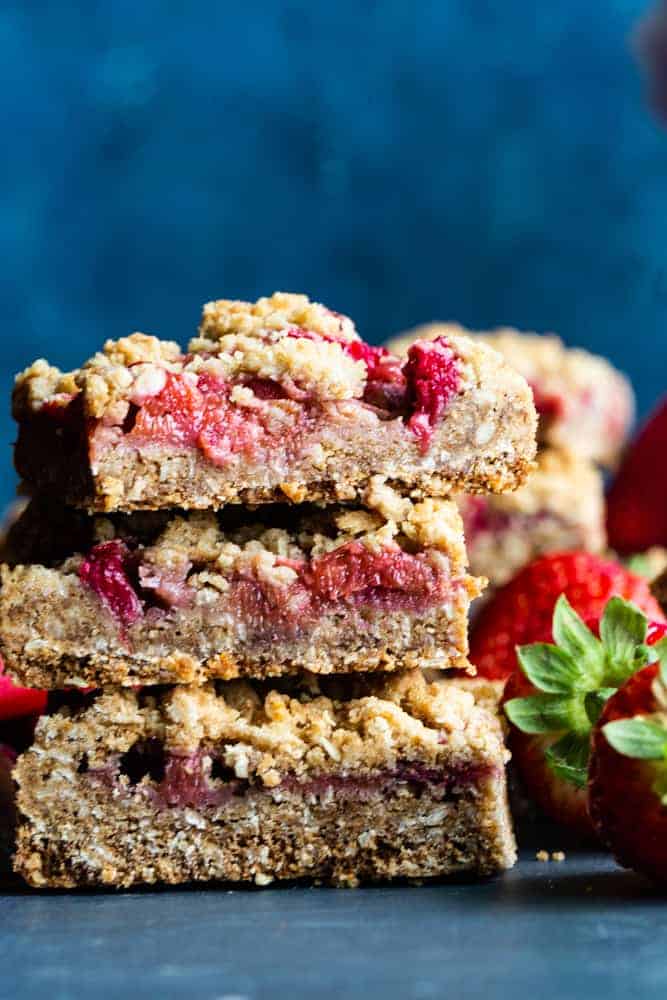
457 448 606 588
13 293 537 513
13 670 517 888
1 488 482 688
387 323 633 468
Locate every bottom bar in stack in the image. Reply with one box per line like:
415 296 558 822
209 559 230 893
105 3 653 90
13 670 516 889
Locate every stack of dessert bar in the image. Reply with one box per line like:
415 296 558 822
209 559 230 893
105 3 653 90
1 292 537 889
387 323 634 590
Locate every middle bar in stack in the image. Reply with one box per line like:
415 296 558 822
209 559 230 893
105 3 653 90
4 292 538 888
2 493 481 687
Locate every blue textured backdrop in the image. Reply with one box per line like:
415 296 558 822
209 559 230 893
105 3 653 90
1 1 665 510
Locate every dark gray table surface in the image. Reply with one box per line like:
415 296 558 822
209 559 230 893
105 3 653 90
2 848 666 1000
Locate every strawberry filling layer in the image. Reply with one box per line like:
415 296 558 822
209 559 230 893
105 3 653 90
0 661 47 722
124 371 298 467
45 332 462 465
78 538 452 637
88 740 494 810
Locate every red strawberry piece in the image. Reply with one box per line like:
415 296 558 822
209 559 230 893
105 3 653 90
504 595 665 838
0 662 46 722
471 551 665 682
79 539 144 629
403 337 461 452
589 637 667 883
607 396 667 554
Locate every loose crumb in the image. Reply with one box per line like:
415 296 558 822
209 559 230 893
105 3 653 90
536 849 566 863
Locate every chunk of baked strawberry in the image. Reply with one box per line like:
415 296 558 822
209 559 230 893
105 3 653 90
588 640 667 883
504 596 666 837
471 551 664 681
403 338 461 452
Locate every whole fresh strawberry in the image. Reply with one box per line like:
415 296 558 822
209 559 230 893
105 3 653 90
589 634 667 883
470 551 664 682
607 397 667 554
504 596 666 837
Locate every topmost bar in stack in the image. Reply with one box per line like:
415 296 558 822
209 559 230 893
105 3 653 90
13 293 537 513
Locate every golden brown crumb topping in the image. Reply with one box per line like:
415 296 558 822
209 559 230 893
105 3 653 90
97 491 468 586
17 294 535 425
13 293 373 418
195 291 358 344
32 670 508 782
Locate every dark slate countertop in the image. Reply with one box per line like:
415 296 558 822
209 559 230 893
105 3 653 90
2 849 666 1000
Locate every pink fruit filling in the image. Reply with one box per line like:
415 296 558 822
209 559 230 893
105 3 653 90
340 339 408 410
79 540 144 629
403 338 462 451
36 333 463 466
124 371 298 467
79 537 451 636
302 541 443 604
89 740 495 810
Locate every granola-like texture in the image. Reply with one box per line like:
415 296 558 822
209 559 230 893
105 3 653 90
457 448 606 588
13 670 516 887
13 295 537 512
387 323 634 467
433 674 505 717
15 295 363 415
1 491 483 688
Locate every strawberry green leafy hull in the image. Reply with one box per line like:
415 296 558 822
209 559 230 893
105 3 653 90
504 596 667 837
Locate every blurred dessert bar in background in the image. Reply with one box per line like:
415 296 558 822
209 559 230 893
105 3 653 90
457 448 605 588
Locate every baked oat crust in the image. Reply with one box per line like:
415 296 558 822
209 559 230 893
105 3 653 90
13 670 516 888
